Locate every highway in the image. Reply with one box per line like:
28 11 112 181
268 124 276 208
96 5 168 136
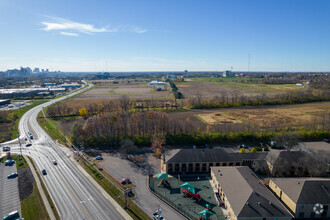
1 82 126 220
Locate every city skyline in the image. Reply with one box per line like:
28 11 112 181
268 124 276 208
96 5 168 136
1 0 330 72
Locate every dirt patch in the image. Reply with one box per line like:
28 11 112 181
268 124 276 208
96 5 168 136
198 112 241 124
18 167 35 201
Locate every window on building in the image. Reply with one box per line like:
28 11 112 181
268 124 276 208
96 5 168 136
182 163 186 172
299 212 304 218
188 163 193 172
235 162 240 166
195 163 200 171
202 163 207 172
175 163 179 172
216 163 220 166
229 162 233 166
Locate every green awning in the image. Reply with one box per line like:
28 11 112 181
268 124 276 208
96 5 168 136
198 209 213 218
180 182 197 194
157 173 168 179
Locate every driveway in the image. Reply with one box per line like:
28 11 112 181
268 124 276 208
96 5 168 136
0 163 20 218
100 153 186 220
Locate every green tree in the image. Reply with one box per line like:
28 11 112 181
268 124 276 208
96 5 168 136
239 148 245 153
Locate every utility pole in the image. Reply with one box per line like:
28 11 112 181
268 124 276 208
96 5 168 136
17 134 22 157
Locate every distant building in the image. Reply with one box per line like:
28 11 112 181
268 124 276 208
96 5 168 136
223 70 234 77
162 149 267 173
167 74 177 79
33 68 40 73
211 166 292 220
44 83 57 87
59 83 81 88
0 88 48 98
149 81 165 86
269 178 330 219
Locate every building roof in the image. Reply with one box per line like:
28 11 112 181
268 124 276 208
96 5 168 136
271 178 330 204
299 141 330 154
211 166 291 218
166 149 267 163
266 150 315 166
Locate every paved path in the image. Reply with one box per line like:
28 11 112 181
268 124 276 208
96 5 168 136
0 163 20 218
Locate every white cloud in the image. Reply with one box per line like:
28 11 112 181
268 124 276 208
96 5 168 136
60 32 79 37
40 17 147 36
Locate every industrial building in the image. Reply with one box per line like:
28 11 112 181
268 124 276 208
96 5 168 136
210 166 292 220
149 81 165 85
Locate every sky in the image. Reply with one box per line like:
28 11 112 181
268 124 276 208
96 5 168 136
0 0 330 72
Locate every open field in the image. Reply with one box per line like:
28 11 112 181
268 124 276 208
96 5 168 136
76 82 172 100
170 102 330 130
176 78 305 99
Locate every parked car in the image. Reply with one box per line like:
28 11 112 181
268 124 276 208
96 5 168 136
4 160 15 166
41 169 47 175
24 137 28 141
26 143 32 147
121 177 131 185
95 156 103 160
7 172 18 179
30 135 33 140
3 146 10 151
2 210 20 220
53 160 57 165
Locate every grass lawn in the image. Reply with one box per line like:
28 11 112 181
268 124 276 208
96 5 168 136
188 77 302 94
21 182 50 220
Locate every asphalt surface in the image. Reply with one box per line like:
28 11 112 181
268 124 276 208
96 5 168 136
1 82 126 220
0 163 20 218
100 154 186 220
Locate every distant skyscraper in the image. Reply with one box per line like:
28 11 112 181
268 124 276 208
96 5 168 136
46 69 49 73
33 68 40 73
41 69 45 72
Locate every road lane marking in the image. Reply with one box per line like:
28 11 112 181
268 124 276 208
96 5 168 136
53 167 90 220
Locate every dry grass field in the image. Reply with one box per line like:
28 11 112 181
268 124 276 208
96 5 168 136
176 78 304 99
192 102 329 128
77 83 171 100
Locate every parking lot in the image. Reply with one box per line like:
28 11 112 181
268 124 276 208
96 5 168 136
99 153 186 220
0 162 20 218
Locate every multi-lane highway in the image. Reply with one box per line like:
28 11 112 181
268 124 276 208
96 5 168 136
1 82 127 220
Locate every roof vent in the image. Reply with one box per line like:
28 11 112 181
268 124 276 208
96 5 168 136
297 182 300 184
218 170 221 172
257 202 261 205
246 202 249 205
269 202 272 205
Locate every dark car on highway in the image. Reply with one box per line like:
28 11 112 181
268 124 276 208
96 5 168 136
41 169 47 175
26 143 32 147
